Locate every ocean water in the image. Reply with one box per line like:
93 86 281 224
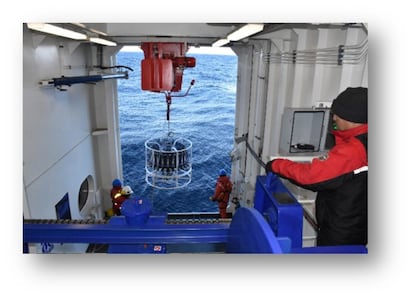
116 50 237 213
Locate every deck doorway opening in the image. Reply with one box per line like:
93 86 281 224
116 45 237 213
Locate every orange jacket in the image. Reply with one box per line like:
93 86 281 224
111 187 124 215
212 175 233 209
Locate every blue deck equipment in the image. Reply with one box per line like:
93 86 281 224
23 174 367 254
254 173 304 248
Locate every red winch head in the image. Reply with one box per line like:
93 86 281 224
141 42 196 93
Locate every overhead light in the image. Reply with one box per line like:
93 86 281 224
211 23 265 47
212 39 229 47
89 37 117 46
227 23 264 41
27 23 87 40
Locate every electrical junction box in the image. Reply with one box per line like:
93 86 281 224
279 108 332 155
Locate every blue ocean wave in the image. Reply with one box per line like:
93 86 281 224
116 51 237 213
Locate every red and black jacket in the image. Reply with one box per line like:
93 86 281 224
269 124 368 246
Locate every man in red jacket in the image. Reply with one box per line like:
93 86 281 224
210 169 233 218
266 87 368 247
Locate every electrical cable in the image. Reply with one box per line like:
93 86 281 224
95 65 134 72
235 133 319 231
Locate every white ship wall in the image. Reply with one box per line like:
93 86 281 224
22 27 117 222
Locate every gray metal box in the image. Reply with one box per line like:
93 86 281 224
279 108 331 155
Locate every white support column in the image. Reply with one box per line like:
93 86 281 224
261 39 286 162
231 45 254 207
339 27 368 90
90 46 124 211
291 28 319 107
310 29 332 104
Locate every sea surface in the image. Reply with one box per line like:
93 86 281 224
116 50 237 213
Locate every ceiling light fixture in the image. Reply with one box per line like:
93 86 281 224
89 37 117 46
212 38 229 47
27 23 87 40
211 23 264 47
227 23 264 41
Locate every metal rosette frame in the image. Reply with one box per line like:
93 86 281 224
145 133 192 189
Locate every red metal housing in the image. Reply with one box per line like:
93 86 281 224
140 42 196 92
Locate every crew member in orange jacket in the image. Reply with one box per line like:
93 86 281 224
266 87 368 247
112 185 134 216
210 169 233 218
110 178 123 215
110 179 134 216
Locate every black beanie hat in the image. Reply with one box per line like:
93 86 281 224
331 87 368 123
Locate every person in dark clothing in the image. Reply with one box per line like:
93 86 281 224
210 169 233 218
266 87 368 246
